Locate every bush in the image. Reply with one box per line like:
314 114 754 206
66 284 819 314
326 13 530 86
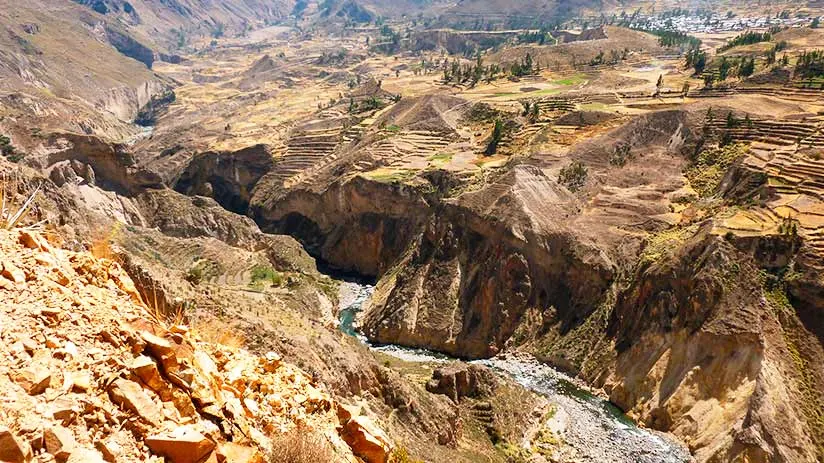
185 265 203 285
388 447 424 463
250 265 284 288
558 161 588 192
0 135 24 163
609 143 634 167
485 118 505 155
268 430 333 463
684 143 747 197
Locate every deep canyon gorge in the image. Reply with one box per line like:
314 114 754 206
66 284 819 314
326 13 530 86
1 1 824 462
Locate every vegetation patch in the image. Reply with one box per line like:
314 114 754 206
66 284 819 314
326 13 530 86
718 30 775 52
551 74 587 86
558 161 588 192
0 135 24 163
639 225 699 267
495 441 530 463
465 102 501 122
249 264 284 289
763 280 824 458
531 427 561 458
428 152 453 167
684 143 748 197
388 447 424 463
361 167 417 184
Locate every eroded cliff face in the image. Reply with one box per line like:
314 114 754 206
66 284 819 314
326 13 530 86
252 177 429 277
604 229 822 462
360 198 614 358
245 165 615 359
174 145 275 214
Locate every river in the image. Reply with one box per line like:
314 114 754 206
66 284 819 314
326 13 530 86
337 281 693 463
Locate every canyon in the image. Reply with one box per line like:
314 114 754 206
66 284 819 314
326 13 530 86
2 0 824 462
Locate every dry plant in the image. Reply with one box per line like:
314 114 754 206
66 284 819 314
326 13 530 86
192 316 245 349
144 283 189 328
90 222 122 261
1 173 41 230
268 428 334 463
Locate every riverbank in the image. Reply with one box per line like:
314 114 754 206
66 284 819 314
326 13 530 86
337 281 693 463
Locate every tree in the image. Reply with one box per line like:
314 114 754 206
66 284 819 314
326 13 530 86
485 119 504 155
726 111 738 128
812 16 820 28
703 73 715 88
689 50 707 75
718 57 731 81
739 57 755 77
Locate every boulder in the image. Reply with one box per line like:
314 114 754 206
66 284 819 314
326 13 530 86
44 426 76 461
0 426 32 462
340 415 392 463
66 448 106 463
1 260 26 284
13 366 51 395
18 231 51 252
95 438 123 463
132 355 174 400
145 426 215 463
108 378 163 426
216 442 265 463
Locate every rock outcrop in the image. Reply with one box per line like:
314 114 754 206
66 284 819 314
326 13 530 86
426 364 498 402
0 228 389 462
603 229 823 462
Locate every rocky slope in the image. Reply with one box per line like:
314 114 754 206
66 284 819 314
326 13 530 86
0 228 391 462
0 1 174 143
70 0 294 53
0 124 541 462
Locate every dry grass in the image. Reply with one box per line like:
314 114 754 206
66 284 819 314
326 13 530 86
268 428 334 463
90 222 123 261
192 317 245 349
0 173 41 230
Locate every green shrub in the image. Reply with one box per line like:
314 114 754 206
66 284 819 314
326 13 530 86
250 265 284 288
485 118 504 155
558 161 588 192
684 143 747 197
388 447 424 463
609 143 634 167
185 265 204 285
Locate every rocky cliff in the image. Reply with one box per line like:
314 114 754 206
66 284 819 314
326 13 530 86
0 228 391 463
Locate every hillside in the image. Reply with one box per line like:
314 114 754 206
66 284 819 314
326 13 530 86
0 227 383 462
0 0 170 141
3 1 824 462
